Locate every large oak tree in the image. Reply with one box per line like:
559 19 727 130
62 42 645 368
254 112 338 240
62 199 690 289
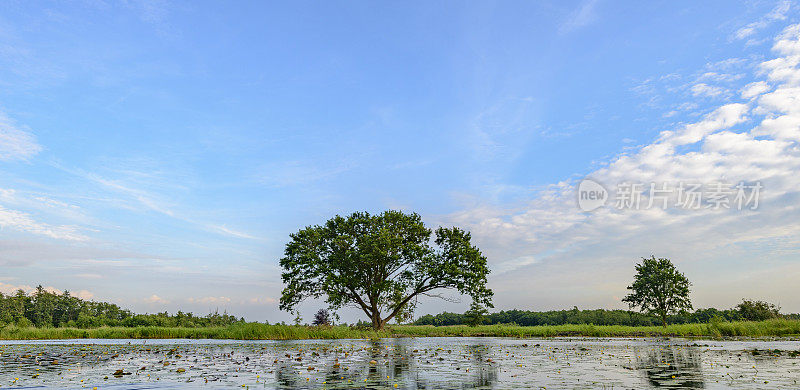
279 210 493 330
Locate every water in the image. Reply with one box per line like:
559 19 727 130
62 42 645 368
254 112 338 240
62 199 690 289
1 337 799 389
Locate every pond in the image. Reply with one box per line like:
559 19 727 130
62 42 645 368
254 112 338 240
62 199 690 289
1 337 799 389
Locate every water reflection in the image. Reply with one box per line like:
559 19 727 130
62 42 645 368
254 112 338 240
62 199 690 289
1 338 799 389
636 345 704 388
0 343 119 377
272 339 498 389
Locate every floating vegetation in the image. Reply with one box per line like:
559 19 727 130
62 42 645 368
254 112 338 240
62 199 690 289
0 337 799 389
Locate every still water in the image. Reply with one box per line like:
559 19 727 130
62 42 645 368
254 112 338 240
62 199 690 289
1 337 799 389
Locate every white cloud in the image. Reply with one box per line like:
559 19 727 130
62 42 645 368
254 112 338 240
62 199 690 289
705 58 749 73
0 204 88 241
248 296 277 305
0 282 93 300
207 224 257 240
690 83 726 97
659 103 748 147
0 282 40 295
773 23 800 55
734 0 791 41
697 72 744 83
0 112 42 161
189 296 232 304
741 81 771 99
144 294 169 304
0 187 90 228
75 290 94 300
445 23 800 310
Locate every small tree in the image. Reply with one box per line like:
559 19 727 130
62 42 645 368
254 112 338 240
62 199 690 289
622 256 692 327
312 309 331 326
464 301 489 327
736 299 780 321
279 210 493 330
292 311 303 326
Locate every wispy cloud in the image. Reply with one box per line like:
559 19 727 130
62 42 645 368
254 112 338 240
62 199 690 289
123 0 170 24
51 163 259 240
690 83 727 98
257 158 357 188
733 0 791 43
0 239 152 266
207 224 257 240
0 205 88 241
144 294 169 304
0 111 42 161
468 97 545 163
74 290 94 299
560 0 600 34
80 169 178 217
188 296 231 304
247 296 277 305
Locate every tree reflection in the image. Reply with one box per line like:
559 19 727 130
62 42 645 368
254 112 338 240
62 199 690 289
636 345 705 389
273 339 498 389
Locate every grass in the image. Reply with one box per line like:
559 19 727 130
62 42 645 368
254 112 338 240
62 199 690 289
1 319 799 340
0 323 392 340
395 319 800 338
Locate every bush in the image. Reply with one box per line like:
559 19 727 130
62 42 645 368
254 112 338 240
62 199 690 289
312 309 331 326
15 317 33 328
736 299 780 321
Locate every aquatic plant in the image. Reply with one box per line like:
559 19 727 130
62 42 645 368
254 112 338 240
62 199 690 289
1 319 798 340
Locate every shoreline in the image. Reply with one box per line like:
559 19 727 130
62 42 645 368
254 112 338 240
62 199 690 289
1 319 799 341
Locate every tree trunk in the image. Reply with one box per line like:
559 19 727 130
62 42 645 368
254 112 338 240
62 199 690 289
371 311 382 330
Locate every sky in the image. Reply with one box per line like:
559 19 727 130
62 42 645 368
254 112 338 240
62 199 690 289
1 0 800 322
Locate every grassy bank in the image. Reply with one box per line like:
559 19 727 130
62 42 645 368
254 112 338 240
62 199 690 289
397 319 800 338
1 319 799 340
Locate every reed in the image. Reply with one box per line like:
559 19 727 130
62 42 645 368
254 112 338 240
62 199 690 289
1 319 798 340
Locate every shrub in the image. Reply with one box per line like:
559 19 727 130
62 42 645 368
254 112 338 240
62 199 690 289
312 309 331 326
737 299 780 321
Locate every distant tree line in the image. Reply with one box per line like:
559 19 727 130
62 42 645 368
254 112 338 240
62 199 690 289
2 285 793 329
0 286 243 328
415 300 797 327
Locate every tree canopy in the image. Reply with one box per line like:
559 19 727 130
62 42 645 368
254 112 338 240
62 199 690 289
736 299 780 321
622 256 692 327
279 210 493 330
464 301 489 327
0 286 241 328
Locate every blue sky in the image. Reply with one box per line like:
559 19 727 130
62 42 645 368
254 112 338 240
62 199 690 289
2 1 800 322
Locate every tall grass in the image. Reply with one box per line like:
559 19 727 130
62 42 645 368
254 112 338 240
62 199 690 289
0 323 393 340
1 319 798 340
